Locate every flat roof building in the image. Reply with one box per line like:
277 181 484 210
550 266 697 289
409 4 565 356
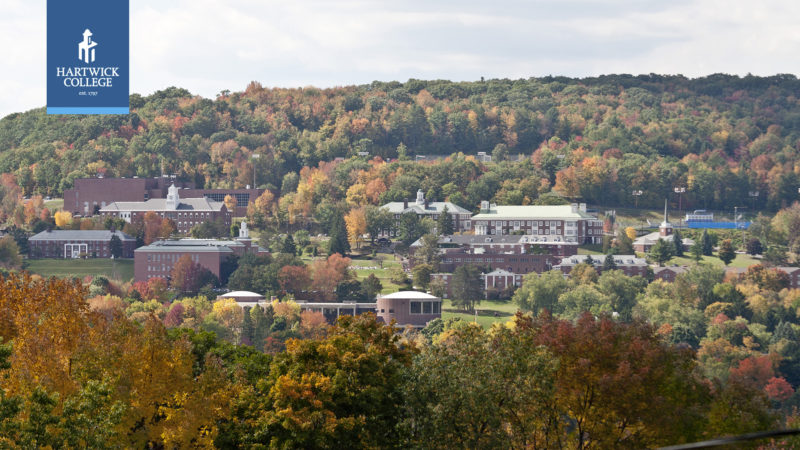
134 221 266 282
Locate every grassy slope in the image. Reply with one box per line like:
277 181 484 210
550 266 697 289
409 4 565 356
441 298 519 329
25 258 135 282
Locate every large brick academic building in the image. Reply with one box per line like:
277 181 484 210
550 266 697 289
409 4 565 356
64 176 263 217
100 184 231 234
29 230 136 259
133 222 268 282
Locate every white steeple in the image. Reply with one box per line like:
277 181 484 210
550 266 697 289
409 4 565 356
659 199 673 237
165 183 180 210
416 189 425 205
239 220 249 239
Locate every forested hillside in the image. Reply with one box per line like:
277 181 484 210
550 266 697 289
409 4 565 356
2 74 800 212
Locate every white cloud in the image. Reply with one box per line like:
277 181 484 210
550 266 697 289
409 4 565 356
1 0 799 118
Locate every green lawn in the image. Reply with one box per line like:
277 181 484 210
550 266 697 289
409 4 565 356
349 255 405 294
44 198 64 212
441 298 520 329
24 258 135 282
668 253 760 269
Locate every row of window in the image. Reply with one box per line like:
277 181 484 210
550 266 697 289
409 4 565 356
410 301 441 315
146 253 200 263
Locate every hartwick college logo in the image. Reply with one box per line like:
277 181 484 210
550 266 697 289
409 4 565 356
47 0 129 115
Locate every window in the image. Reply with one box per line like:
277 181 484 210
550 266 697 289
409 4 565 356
433 302 441 314
423 302 432 314
410 302 421 314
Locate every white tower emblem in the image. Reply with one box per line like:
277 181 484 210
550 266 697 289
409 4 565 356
78 29 98 63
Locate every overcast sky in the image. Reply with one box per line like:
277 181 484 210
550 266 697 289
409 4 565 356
1 0 799 118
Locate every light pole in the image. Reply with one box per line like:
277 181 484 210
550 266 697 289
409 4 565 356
251 153 260 188
749 191 759 212
632 190 643 208
674 187 686 228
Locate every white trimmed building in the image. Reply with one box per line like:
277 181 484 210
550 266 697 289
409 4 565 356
470 202 604 244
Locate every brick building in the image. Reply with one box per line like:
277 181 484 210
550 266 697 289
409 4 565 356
133 222 267 282
376 291 441 328
553 254 649 277
100 184 231 234
413 234 578 258
381 189 472 235
64 176 263 217
653 266 688 283
29 229 136 259
471 203 604 244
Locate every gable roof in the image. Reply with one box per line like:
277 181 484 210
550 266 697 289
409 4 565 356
381 201 471 215
100 197 224 213
472 205 596 220
29 230 135 241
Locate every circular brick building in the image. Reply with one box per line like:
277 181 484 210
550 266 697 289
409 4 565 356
376 291 441 328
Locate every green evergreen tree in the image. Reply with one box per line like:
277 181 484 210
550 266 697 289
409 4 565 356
649 238 674 267
241 306 254 346
584 254 595 267
701 229 714 256
360 273 383 300
436 205 454 236
328 214 350 256
281 234 297 255
250 305 266 351
450 265 483 312
718 239 736 265
672 230 684 257
689 242 704 262
109 234 123 258
603 253 617 271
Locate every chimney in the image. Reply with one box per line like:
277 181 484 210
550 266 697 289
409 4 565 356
579 203 586 212
403 199 408 209
571 203 578 213
480 200 489 212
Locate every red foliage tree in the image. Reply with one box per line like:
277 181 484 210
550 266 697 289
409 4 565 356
278 265 311 298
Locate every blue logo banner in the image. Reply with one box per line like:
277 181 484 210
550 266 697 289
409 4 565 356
47 0 129 115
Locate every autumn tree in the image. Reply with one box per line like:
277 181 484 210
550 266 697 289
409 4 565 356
528 312 711 448
247 190 274 229
277 265 311 297
142 211 163 245
171 254 218 293
0 235 22 269
402 321 556 448
344 207 367 249
223 194 237 213
54 210 73 228
258 314 415 448
310 253 352 301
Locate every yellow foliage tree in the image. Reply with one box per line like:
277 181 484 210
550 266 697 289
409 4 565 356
345 207 367 249
625 226 637 241
223 194 237 213
55 210 73 228
346 183 367 208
